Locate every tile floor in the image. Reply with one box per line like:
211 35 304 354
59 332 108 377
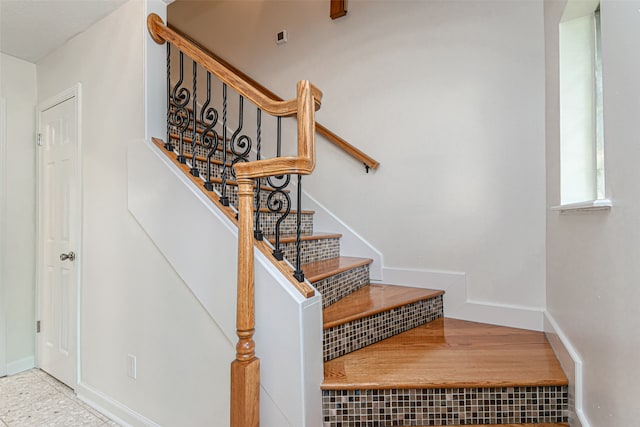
0 369 120 427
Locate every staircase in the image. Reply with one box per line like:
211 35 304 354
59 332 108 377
148 15 568 427
152 132 569 427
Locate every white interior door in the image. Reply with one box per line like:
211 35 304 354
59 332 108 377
37 88 80 389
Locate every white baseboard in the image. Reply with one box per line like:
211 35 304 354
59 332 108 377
7 355 35 375
377 267 544 331
77 382 161 427
299 186 544 331
544 311 591 427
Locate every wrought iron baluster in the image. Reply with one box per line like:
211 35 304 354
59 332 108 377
165 43 173 151
266 174 291 261
254 108 263 241
293 174 304 282
220 83 229 206
229 95 252 172
190 60 199 177
171 51 190 164
277 117 282 158
202 71 220 191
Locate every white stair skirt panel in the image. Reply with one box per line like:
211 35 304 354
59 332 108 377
128 140 323 427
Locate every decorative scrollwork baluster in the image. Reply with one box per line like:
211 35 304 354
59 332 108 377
254 108 263 241
220 83 229 206
171 51 190 164
229 95 252 175
190 60 199 177
266 174 291 261
202 71 220 191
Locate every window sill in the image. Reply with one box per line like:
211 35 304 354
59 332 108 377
551 199 612 212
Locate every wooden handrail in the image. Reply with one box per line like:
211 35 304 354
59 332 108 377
149 14 379 171
148 14 320 117
230 81 318 427
148 16 322 427
234 82 316 179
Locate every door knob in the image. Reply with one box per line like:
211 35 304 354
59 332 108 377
60 251 76 261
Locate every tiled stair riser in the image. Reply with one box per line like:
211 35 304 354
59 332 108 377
323 295 444 362
315 265 370 309
169 138 301 217
260 212 313 237
279 237 341 266
169 128 262 166
170 136 241 167
322 386 569 426
195 176 286 211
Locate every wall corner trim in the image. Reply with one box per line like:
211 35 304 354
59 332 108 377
0 96 6 378
376 267 544 331
544 311 592 427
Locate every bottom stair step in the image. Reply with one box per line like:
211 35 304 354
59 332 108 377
322 318 568 426
323 285 444 361
461 424 569 427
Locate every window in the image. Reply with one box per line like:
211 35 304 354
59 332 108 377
559 1 606 206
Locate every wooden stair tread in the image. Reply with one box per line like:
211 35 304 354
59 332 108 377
322 317 568 390
151 140 285 193
323 284 442 329
266 232 342 246
254 207 313 214
186 153 225 166
458 424 568 427
302 255 370 283
169 132 232 150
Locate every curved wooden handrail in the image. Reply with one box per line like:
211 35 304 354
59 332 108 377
148 13 321 117
234 80 316 179
148 14 379 171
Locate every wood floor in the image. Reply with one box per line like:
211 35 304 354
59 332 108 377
440 424 568 427
323 317 567 390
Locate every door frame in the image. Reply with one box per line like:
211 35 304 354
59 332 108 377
0 96 7 377
35 84 83 388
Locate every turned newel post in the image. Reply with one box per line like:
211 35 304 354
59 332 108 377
231 177 260 427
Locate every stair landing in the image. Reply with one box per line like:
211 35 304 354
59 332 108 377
322 318 568 426
323 317 566 389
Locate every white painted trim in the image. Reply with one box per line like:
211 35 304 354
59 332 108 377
544 311 592 427
299 176 543 330
0 97 7 377
77 382 161 427
6 356 35 376
143 0 168 141
129 139 324 426
35 83 83 390
454 300 544 331
377 266 544 331
551 198 612 212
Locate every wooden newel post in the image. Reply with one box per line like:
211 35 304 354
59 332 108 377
231 177 260 427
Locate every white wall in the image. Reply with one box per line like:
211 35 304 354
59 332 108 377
128 140 323 426
168 0 547 318
36 1 233 425
0 53 37 374
545 0 640 425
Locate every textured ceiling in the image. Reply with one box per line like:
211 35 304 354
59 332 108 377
1 0 127 63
